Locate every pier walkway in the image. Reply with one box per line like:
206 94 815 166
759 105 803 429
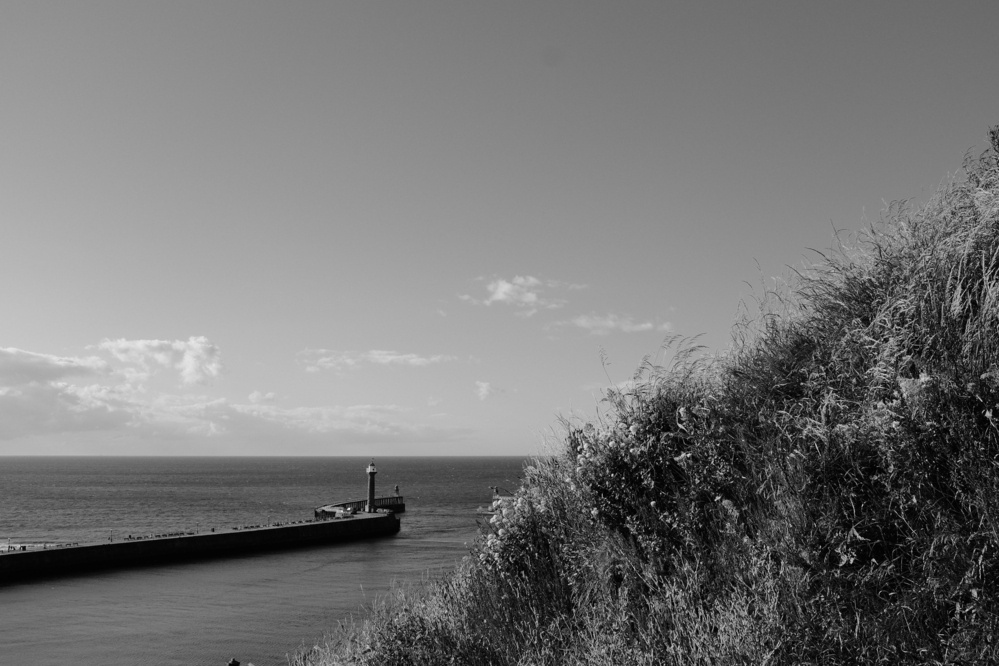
315 495 405 517
0 511 400 583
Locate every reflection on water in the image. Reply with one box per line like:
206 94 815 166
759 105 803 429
0 457 525 666
3 538 463 665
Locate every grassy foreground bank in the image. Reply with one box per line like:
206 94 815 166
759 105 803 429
294 129 999 665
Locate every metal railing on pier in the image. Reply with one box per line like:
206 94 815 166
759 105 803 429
315 496 406 517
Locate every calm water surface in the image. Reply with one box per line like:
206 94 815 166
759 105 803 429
0 456 526 666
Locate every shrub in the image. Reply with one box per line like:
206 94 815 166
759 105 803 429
297 127 999 665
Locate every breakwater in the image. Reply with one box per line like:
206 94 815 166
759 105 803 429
0 511 400 584
316 495 406 516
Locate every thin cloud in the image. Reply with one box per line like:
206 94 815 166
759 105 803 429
0 347 108 384
232 402 406 435
0 348 124 439
475 380 492 400
566 313 673 336
248 390 276 404
99 336 223 385
460 275 585 316
0 379 130 440
228 401 470 444
299 349 457 373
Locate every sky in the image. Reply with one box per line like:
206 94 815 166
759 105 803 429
1 1 997 456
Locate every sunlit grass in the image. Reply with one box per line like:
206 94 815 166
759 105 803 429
294 127 999 665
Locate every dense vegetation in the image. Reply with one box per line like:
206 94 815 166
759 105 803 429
295 129 999 665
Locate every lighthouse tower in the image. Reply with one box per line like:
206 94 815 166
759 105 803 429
366 460 377 512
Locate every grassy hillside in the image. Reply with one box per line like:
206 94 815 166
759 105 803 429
295 128 999 665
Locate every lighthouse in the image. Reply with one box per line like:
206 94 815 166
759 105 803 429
366 460 377 512
314 461 405 518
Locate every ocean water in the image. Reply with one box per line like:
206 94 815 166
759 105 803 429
0 456 527 666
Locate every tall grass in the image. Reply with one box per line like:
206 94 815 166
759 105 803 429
295 128 999 665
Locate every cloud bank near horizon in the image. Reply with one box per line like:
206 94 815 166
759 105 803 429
0 341 467 446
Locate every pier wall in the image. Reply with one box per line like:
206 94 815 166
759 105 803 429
0 512 400 583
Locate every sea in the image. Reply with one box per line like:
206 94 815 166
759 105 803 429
0 456 528 666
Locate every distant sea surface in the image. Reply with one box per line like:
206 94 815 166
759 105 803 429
0 456 527 666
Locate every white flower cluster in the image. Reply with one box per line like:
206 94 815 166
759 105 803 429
478 493 543 571
567 417 655 521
